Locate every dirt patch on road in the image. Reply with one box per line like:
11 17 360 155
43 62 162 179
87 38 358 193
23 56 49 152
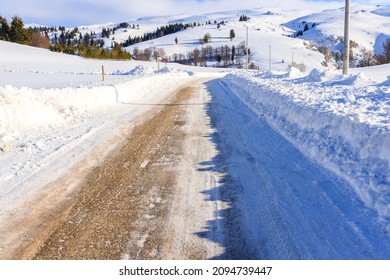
26 86 193 259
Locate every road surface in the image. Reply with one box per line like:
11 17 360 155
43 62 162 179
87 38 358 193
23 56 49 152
2 76 389 259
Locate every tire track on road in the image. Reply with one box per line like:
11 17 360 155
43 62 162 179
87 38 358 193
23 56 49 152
32 86 194 259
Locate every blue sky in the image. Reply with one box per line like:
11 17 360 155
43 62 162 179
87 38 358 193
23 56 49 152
1 0 389 26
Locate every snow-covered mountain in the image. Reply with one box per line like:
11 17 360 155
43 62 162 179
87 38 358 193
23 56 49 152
285 5 390 67
49 3 390 71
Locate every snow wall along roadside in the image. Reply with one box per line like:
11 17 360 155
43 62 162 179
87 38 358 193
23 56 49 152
221 72 390 225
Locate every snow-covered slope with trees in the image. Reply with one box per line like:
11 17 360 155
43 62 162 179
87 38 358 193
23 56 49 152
284 5 390 68
14 3 388 72
82 4 389 71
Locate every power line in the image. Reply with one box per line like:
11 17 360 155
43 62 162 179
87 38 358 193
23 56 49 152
275 0 283 9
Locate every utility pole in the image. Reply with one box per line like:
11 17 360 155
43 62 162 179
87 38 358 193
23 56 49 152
343 0 350 75
246 25 249 72
157 56 161 71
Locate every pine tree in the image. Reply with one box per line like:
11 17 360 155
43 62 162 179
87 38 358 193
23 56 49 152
10 16 28 44
230 29 235 41
0 16 10 41
231 45 235 62
202 33 211 44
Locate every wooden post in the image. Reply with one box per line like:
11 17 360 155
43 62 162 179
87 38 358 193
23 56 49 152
102 65 105 81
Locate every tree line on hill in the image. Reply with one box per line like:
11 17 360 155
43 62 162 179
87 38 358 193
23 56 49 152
133 40 257 69
0 16 43 45
0 15 132 60
0 15 223 61
121 23 191 47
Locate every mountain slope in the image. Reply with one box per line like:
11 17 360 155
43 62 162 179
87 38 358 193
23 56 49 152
74 4 390 71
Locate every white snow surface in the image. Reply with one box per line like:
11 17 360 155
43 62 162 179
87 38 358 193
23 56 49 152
221 67 390 226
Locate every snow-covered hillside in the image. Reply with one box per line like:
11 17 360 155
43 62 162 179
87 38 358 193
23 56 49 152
123 9 327 71
285 5 390 67
49 3 390 72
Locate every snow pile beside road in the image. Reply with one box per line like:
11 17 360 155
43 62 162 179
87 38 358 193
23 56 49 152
222 69 390 222
0 69 192 206
112 65 155 76
0 85 114 133
0 67 188 135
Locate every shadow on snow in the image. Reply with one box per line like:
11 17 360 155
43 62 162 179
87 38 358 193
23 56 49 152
193 78 390 260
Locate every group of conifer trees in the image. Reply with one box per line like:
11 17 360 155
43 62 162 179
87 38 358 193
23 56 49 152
0 15 131 60
0 15 35 44
122 23 193 47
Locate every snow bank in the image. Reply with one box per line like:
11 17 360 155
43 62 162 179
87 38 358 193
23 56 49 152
0 85 114 133
0 65 190 136
0 68 193 214
112 65 155 76
222 69 390 222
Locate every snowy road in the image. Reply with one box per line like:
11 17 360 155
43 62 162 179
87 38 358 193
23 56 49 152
203 79 390 259
1 74 389 260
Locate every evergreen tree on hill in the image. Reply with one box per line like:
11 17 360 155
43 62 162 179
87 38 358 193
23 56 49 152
230 29 235 41
10 16 28 44
0 16 10 41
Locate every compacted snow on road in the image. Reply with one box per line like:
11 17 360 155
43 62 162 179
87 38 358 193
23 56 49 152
204 73 390 259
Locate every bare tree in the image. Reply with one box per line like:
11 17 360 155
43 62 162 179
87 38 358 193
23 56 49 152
153 47 166 60
30 31 50 49
359 49 377 67
132 47 139 58
143 47 153 60
172 53 179 62
193 48 200 66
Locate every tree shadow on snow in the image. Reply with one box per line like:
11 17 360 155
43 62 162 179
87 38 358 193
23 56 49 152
194 79 390 260
193 79 261 260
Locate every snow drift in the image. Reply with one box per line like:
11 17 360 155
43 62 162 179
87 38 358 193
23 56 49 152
222 69 390 223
